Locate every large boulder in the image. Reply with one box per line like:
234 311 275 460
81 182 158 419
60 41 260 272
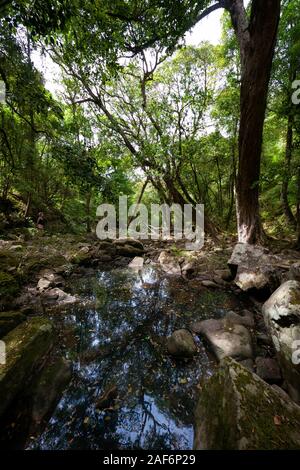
194 358 300 450
166 329 197 357
263 280 300 403
191 317 253 361
0 317 54 418
228 243 280 293
30 357 72 425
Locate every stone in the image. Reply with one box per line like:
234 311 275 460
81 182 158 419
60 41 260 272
225 310 255 328
37 278 51 291
42 288 78 306
113 238 144 257
255 357 282 384
128 256 144 270
166 329 197 357
201 280 219 288
30 357 72 425
215 269 233 282
0 317 54 418
238 358 254 372
194 358 300 450
262 280 300 403
0 311 26 338
287 262 300 282
192 318 253 361
228 243 280 293
158 251 181 275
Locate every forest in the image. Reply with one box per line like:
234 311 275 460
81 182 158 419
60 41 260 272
1 0 300 455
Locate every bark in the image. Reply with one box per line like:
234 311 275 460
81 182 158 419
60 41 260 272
281 114 296 226
227 0 281 243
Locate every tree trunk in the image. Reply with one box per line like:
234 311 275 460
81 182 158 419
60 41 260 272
228 0 281 244
281 113 296 226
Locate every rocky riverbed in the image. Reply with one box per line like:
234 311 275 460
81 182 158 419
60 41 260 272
1 234 300 449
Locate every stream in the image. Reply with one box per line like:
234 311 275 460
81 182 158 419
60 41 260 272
3 266 246 450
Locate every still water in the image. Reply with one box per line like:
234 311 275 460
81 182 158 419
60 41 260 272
16 267 244 450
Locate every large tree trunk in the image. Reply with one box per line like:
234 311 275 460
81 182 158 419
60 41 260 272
281 113 296 226
228 0 281 243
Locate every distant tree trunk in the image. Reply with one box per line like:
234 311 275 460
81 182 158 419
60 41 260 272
296 166 300 249
86 191 91 233
281 113 296 226
226 0 281 244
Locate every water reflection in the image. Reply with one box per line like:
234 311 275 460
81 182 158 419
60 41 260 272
29 267 241 450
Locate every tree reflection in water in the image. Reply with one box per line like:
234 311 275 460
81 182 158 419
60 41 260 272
29 267 243 450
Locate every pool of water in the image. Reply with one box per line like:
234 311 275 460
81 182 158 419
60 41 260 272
4 266 245 450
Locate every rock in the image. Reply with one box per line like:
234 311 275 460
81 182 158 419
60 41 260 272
194 358 300 449
42 288 78 306
128 256 144 270
192 318 253 361
228 243 280 293
286 262 300 282
0 311 26 338
255 357 282 384
37 278 51 291
201 280 219 288
158 251 181 275
182 260 198 279
113 238 144 257
0 317 54 418
215 269 233 282
70 246 93 266
225 310 255 328
166 329 197 357
263 280 300 403
238 358 254 372
30 357 72 425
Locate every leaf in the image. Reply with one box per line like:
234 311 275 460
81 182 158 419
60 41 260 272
274 415 282 426
84 416 90 425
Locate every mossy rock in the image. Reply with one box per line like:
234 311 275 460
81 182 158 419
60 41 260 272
0 317 54 418
0 271 20 299
0 250 21 271
20 254 67 278
0 311 26 338
30 357 72 425
194 357 300 450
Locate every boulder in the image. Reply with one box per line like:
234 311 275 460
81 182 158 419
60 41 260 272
166 329 197 357
191 318 253 361
41 288 78 306
0 317 54 418
128 256 144 270
228 243 280 293
194 358 300 449
225 310 255 328
255 357 282 384
30 357 72 425
113 239 144 257
263 280 300 403
158 251 181 275
0 311 26 338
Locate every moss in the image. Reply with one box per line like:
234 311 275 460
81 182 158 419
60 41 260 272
0 271 20 299
0 317 54 418
0 311 26 338
194 358 300 449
